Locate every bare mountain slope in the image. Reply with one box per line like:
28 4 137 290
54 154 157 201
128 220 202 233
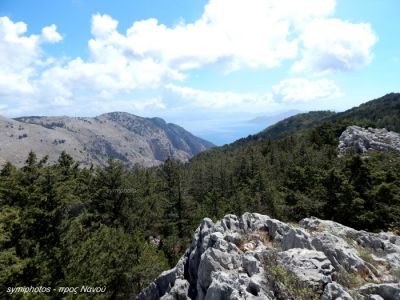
0 112 213 167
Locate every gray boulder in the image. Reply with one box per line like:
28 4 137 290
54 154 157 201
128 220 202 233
282 228 313 251
358 283 400 300
310 233 370 275
338 125 400 154
279 249 334 285
321 283 353 300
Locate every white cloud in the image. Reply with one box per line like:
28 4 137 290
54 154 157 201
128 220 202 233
34 14 185 103
41 24 63 43
271 78 341 103
88 97 166 114
0 17 63 99
0 0 377 117
91 14 118 38
293 19 377 72
166 77 340 110
124 0 336 71
0 15 182 116
165 84 263 109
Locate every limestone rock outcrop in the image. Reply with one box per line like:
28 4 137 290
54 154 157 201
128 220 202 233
136 214 400 300
338 126 400 154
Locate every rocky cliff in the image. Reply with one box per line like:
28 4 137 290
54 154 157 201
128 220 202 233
137 213 400 300
338 126 400 155
0 112 213 167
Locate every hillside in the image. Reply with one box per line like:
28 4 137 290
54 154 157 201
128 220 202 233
0 112 213 167
334 93 400 130
253 111 336 141
239 93 400 144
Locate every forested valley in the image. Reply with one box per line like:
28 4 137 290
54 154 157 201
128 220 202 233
1 93 400 299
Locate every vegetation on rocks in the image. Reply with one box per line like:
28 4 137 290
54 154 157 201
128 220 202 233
263 250 321 300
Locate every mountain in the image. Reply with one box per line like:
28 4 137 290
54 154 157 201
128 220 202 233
0 112 214 167
254 111 335 141
333 93 400 128
245 93 400 143
138 213 400 300
222 93 400 151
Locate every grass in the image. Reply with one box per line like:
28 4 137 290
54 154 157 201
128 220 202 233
334 266 365 289
357 246 378 267
349 291 364 300
263 250 322 300
392 267 400 281
287 221 300 228
304 222 327 234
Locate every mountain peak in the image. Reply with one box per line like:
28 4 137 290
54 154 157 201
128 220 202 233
0 113 213 167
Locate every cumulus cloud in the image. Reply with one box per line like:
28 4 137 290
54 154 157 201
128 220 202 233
0 17 63 99
165 84 262 109
0 0 377 117
167 78 340 111
41 24 63 43
118 0 375 73
35 14 184 102
293 19 377 72
0 15 180 115
271 78 341 103
124 0 335 71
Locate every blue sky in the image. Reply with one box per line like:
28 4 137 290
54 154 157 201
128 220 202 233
0 0 399 145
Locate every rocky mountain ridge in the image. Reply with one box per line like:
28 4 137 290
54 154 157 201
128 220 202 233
0 112 213 167
338 126 400 155
137 213 400 300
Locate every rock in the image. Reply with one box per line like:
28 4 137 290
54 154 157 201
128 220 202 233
367 295 384 300
265 218 291 242
198 247 238 291
160 279 190 300
301 217 400 270
136 213 400 300
358 283 400 300
338 125 400 154
281 228 313 251
300 217 358 237
137 269 176 300
310 232 371 275
242 253 261 277
279 249 334 285
321 283 353 300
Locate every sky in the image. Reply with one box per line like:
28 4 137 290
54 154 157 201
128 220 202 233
0 0 399 145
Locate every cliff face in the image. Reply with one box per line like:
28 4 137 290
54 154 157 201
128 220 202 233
338 126 400 155
137 213 400 300
0 112 213 167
